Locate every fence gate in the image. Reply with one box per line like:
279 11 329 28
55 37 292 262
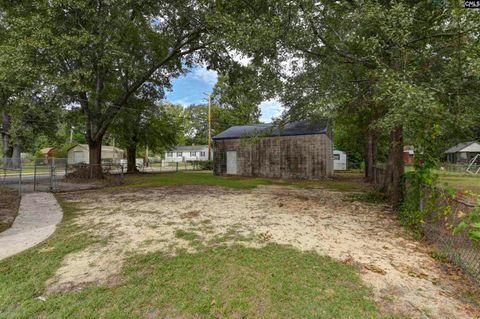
2 157 207 194
1 157 69 193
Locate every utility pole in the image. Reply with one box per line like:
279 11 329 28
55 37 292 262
208 94 212 160
145 145 149 168
69 126 74 144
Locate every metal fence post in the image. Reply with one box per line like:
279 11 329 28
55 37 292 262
33 160 37 191
176 162 178 172
49 158 53 192
18 162 22 195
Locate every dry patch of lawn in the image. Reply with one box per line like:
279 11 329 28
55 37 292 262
44 184 478 319
0 186 20 232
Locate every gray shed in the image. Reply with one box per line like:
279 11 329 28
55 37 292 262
213 121 333 179
445 141 480 164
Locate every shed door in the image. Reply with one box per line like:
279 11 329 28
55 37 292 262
73 151 84 163
226 151 237 175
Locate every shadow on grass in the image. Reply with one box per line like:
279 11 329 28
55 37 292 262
120 171 371 192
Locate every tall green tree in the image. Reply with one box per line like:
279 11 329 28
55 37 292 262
216 0 480 207
1 0 222 174
0 9 62 167
111 99 180 173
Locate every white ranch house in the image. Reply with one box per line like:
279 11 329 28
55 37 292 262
67 144 124 164
164 145 211 162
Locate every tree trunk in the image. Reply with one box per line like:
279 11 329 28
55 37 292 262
382 126 404 209
11 144 21 169
88 138 104 178
127 145 138 173
390 126 404 208
2 113 13 169
365 129 377 183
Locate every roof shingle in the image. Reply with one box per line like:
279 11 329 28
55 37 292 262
444 141 479 154
213 121 328 140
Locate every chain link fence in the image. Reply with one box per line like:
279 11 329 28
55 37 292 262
1 157 209 193
373 165 480 285
136 160 207 173
421 187 479 285
439 162 480 174
1 157 126 193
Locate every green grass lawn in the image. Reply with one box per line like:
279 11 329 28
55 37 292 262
0 174 397 318
0 237 386 318
437 173 480 195
405 166 480 195
122 171 368 191
2 166 53 175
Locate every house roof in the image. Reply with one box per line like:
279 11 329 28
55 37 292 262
444 141 480 154
213 121 328 140
40 147 55 154
403 145 415 155
169 145 208 152
67 144 124 153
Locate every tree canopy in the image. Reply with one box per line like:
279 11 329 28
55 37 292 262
0 0 478 208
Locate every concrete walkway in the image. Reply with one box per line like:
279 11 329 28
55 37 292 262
0 192 63 261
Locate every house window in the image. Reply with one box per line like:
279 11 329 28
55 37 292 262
333 154 340 160
200 151 206 157
177 152 182 157
190 151 196 156
167 152 173 157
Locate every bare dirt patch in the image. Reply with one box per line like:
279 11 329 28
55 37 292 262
50 185 478 318
0 187 19 232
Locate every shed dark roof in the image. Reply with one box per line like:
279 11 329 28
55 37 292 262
444 141 480 154
213 121 328 140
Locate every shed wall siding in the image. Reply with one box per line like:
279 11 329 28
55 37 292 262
67 146 88 164
214 134 333 179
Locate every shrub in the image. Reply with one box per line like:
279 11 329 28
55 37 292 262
188 160 213 170
199 160 213 170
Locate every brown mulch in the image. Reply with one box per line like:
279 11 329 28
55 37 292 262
0 186 20 232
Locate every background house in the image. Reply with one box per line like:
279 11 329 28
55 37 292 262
333 150 347 170
213 121 333 179
39 147 55 165
67 144 124 164
403 145 415 164
40 147 55 158
444 141 480 164
163 145 211 162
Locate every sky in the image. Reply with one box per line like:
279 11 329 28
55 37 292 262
164 65 283 123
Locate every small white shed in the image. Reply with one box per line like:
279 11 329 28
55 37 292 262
67 144 124 164
333 150 347 171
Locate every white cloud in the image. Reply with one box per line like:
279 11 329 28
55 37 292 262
260 99 284 122
191 67 218 86
229 49 253 66
168 98 191 107
279 55 305 80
